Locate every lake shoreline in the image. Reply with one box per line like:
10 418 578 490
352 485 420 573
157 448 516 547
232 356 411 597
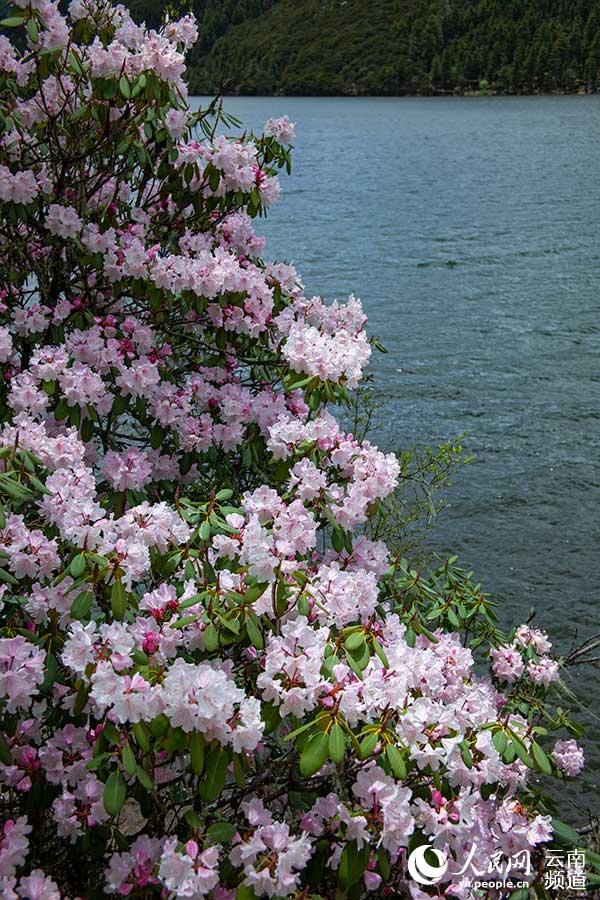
191 87 598 100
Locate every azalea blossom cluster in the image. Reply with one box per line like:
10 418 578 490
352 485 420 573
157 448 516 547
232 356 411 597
0 2 585 898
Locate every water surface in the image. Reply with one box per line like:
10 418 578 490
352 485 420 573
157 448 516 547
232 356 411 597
196 96 600 817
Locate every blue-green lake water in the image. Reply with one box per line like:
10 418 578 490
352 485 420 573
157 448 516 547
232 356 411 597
196 96 600 817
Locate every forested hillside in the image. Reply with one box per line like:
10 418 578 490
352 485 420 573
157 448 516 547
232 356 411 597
136 0 600 96
2 0 596 93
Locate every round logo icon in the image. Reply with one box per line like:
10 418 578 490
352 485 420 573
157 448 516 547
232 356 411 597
407 845 448 885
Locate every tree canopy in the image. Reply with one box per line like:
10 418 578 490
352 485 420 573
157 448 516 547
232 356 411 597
119 0 600 96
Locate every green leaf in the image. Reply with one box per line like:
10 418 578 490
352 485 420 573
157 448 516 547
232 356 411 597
41 652 58 692
67 50 83 75
119 75 131 99
150 424 165 449
492 730 508 754
208 167 220 192
460 740 474 769
359 732 378 759
170 614 197 629
328 723 345 765
236 886 258 900
179 592 209 611
26 17 38 43
551 818 580 848
135 765 154 792
204 622 219 652
300 731 329 777
0 567 18 585
261 701 280 736
55 398 69 420
112 395 129 416
344 631 365 652
111 578 127 620
184 809 203 829
531 740 552 776
233 752 246 789
0 733 12 765
73 682 90 716
100 80 117 99
103 722 121 745
103 771 127 816
331 526 345 552
285 716 326 742
122 742 137 776
81 417 94 442
0 17 25 27
512 738 533 768
218 613 240 634
132 723 150 752
502 741 517 764
199 746 228 802
447 607 461 627
190 732 205 776
207 821 237 844
371 637 389 668
386 744 407 780
131 73 147 97
586 849 600 872
70 553 86 578
246 612 264 650
338 841 370 889
26 473 50 495
70 590 93 621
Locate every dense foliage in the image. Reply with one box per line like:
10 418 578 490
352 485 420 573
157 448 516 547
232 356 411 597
0 1 593 898
128 0 600 96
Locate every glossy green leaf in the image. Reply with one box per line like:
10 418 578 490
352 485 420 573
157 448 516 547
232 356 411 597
338 841 370 889
386 744 407 780
199 746 228 802
551 818 580 848
70 590 93 621
70 553 86 578
300 731 329 777
328 723 345 764
531 740 552 776
344 631 365 651
246 612 264 650
103 771 127 816
492 730 508 754
359 732 378 759
122 742 137 776
119 75 131 99
111 578 127 620
204 622 219 652
207 821 237 844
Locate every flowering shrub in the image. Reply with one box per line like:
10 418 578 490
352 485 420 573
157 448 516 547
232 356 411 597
0 2 589 898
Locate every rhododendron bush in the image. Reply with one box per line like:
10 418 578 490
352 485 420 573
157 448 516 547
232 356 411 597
0 2 588 898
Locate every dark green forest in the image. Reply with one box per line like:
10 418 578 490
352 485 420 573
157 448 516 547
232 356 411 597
2 0 598 94
123 0 600 95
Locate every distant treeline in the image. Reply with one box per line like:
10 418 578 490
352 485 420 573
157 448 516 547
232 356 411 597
122 0 600 96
